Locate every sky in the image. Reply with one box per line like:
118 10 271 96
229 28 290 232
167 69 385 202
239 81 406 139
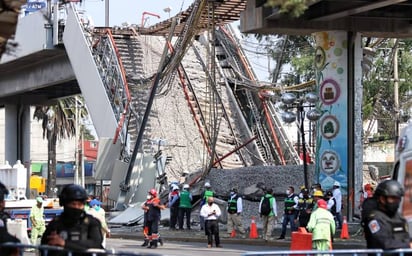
82 0 193 27
80 0 273 82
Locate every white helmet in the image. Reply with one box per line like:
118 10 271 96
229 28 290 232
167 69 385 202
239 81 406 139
183 184 190 189
204 182 211 188
333 181 341 187
172 184 179 191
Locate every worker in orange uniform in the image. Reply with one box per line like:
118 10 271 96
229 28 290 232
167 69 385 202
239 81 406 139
146 189 166 249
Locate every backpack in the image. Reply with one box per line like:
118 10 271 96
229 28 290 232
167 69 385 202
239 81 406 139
260 196 271 216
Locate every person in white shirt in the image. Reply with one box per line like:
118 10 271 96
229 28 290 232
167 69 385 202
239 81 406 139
87 199 110 248
332 181 343 229
200 197 222 248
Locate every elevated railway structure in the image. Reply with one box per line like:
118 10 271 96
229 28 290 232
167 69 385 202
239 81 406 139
0 0 310 207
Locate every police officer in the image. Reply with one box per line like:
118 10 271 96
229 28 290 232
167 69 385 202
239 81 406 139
41 184 103 255
364 180 411 250
296 187 314 229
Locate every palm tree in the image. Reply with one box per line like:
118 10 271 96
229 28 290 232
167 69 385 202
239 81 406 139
33 96 88 197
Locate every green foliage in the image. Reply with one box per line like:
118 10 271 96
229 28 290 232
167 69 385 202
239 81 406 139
265 0 315 18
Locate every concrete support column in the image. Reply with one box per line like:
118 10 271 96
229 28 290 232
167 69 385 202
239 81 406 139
5 104 31 197
313 31 363 220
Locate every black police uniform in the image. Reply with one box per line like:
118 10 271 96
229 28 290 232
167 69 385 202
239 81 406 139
41 210 103 256
364 209 410 249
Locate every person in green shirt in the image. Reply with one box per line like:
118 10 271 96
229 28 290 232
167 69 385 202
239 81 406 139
178 184 193 230
30 196 46 245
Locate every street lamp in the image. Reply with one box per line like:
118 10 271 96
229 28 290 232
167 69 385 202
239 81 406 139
279 91 323 189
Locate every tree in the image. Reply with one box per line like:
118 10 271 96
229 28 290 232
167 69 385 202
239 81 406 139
362 38 412 140
33 96 88 196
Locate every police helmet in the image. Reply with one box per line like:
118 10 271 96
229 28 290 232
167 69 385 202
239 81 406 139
325 191 333 197
374 180 404 198
59 184 88 206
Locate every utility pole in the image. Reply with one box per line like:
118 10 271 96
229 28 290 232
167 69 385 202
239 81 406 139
393 39 400 145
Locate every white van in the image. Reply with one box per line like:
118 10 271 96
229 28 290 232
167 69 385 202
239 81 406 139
392 122 412 237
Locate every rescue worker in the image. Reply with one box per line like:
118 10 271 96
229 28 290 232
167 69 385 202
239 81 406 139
259 188 277 241
200 197 222 248
307 199 335 251
178 184 192 230
0 182 20 256
296 187 314 229
41 184 103 255
277 186 298 240
311 190 324 211
359 183 374 209
199 182 214 231
226 187 246 238
146 188 166 249
140 194 151 247
363 180 411 250
30 196 46 246
168 184 180 230
332 181 343 229
87 199 110 248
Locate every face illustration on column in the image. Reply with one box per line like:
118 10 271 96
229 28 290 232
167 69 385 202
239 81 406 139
321 150 340 175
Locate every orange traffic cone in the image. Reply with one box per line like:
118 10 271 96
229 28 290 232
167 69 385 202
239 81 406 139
340 216 350 239
230 229 236 238
249 216 258 239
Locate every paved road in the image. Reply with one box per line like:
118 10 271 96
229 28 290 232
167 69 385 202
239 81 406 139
106 238 286 256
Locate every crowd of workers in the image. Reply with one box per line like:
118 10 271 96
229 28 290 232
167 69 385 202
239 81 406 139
0 178 411 254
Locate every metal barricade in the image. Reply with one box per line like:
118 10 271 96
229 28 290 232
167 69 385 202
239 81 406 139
242 248 412 256
0 243 162 256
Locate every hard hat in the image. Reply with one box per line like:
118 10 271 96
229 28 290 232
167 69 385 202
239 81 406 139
317 199 327 209
183 184 190 189
333 181 341 187
313 190 324 197
364 183 372 190
375 180 404 198
59 184 88 206
148 188 157 197
172 184 179 191
204 182 211 188
300 185 306 190
89 199 102 207
325 191 333 197
36 196 43 203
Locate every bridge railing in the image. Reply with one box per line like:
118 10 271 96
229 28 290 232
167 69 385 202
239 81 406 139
242 248 412 256
0 243 159 256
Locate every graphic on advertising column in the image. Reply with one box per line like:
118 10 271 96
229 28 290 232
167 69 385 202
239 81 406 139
320 150 340 175
320 79 341 105
321 115 339 140
313 31 349 194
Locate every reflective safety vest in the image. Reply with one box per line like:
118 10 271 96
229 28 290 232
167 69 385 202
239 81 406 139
179 190 192 208
284 194 297 213
203 190 214 200
227 195 238 214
